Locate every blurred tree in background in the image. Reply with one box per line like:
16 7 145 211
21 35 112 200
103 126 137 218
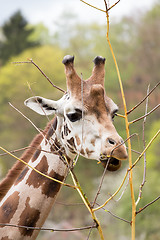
0 11 40 65
0 2 159 240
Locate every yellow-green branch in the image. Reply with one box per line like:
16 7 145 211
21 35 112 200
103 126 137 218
104 2 136 239
93 171 128 211
0 146 75 189
63 155 104 240
130 130 160 171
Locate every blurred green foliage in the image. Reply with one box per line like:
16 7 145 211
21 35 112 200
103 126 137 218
0 2 160 240
0 11 40 65
0 45 65 172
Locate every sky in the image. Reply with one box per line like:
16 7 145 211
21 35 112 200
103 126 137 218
0 0 158 33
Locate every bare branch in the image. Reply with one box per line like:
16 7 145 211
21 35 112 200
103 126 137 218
0 145 75 189
136 85 150 206
8 102 64 156
108 0 120 11
80 0 120 13
93 171 128 212
130 130 160 170
92 156 110 208
129 104 160 125
95 203 130 224
127 81 160 115
80 0 106 13
92 134 136 209
0 146 62 157
0 146 30 156
116 173 130 202
9 102 46 140
136 196 160 214
0 223 97 232
12 60 66 93
126 147 141 155
111 133 138 156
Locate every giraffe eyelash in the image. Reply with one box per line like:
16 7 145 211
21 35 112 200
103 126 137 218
66 109 82 122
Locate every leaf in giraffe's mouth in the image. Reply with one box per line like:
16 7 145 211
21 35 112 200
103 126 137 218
100 157 122 171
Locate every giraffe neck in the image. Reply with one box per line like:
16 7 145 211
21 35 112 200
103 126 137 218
0 117 75 240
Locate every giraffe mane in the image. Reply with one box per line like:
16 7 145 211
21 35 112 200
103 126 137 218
0 118 56 201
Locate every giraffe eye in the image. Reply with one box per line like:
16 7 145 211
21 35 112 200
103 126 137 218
112 114 116 120
112 110 118 121
67 109 82 122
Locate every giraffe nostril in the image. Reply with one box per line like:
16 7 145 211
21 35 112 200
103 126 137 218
108 138 116 145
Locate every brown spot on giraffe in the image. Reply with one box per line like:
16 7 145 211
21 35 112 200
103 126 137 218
46 117 57 140
1 237 12 240
26 155 49 188
80 149 85 155
0 118 57 201
0 191 19 227
26 155 64 198
85 148 94 157
64 124 71 136
14 167 29 186
50 138 65 157
75 135 81 146
67 137 76 149
86 85 107 122
0 56 128 239
90 139 95 147
61 131 64 139
18 197 40 236
32 146 41 162
41 170 64 198
66 143 76 154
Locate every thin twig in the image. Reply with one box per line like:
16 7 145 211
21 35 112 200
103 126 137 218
12 60 66 93
136 85 150 206
95 203 130 224
127 81 160 115
116 172 130 202
66 163 104 240
0 146 30 156
91 134 136 217
116 113 125 118
129 104 160 125
92 156 110 208
55 200 130 224
136 196 160 214
81 73 84 150
93 5 136 240
9 102 46 140
0 223 96 232
108 0 121 11
105 209 131 224
0 146 63 157
9 102 64 155
126 147 141 155
56 201 84 206
26 82 62 153
130 130 160 170
80 0 120 13
80 0 106 13
93 170 128 212
0 145 75 189
9 102 64 156
111 133 138 156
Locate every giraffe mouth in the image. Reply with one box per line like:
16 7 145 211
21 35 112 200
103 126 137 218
100 157 122 172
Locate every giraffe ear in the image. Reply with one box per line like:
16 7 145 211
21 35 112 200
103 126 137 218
24 96 58 116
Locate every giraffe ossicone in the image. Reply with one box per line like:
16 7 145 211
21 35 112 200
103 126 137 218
25 55 128 166
0 55 128 240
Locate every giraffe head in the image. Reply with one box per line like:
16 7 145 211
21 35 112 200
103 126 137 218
25 55 128 171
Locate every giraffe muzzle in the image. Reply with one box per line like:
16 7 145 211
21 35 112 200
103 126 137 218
100 156 122 171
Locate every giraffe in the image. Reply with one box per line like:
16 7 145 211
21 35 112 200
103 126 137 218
0 55 128 239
